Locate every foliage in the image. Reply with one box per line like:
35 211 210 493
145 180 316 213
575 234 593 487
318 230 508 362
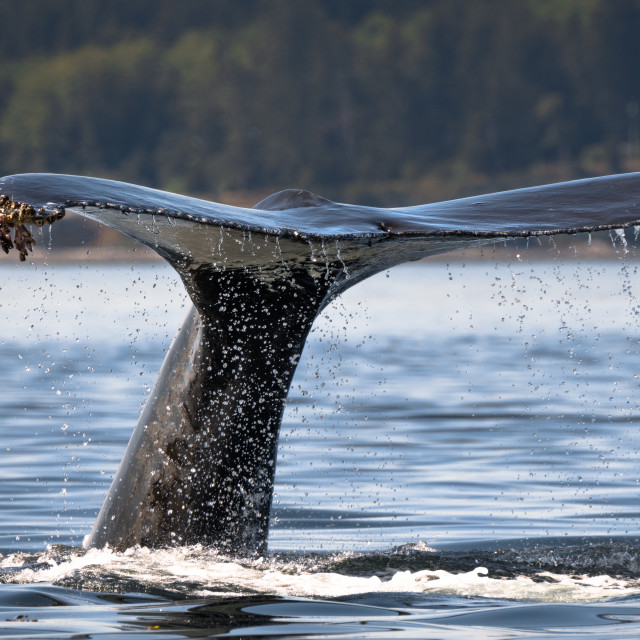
0 0 639 201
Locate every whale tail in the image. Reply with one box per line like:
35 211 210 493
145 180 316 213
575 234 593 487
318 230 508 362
2 172 640 554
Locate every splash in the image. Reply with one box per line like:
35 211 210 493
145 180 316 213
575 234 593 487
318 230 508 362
2 543 640 603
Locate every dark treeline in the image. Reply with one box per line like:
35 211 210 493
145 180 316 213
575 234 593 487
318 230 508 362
1 0 639 204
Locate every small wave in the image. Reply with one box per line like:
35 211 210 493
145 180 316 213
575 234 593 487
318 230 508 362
2 540 640 603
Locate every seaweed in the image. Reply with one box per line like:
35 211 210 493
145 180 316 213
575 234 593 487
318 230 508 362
0 195 64 260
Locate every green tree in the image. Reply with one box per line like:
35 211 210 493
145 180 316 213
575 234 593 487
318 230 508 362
1 40 174 183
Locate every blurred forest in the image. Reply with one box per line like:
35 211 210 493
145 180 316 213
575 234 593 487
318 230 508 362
1 0 639 210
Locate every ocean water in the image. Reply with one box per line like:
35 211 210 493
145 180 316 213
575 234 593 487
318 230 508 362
2 238 640 637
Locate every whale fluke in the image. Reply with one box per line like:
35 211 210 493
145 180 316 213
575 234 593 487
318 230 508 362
1 172 640 555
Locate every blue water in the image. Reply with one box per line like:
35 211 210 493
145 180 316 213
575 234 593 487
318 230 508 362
2 241 640 637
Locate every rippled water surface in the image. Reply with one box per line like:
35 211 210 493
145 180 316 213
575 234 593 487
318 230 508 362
2 241 640 638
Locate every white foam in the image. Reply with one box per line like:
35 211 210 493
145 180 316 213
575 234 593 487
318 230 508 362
2 546 639 603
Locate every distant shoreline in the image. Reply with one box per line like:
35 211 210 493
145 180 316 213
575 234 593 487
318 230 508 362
3 235 633 266
1 246 162 265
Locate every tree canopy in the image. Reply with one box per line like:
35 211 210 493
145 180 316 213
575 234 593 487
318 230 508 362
0 0 639 204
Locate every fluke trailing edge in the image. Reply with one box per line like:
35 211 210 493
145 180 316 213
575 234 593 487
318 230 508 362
1 172 640 555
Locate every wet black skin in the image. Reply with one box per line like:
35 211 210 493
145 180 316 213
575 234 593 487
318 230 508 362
89 260 341 554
